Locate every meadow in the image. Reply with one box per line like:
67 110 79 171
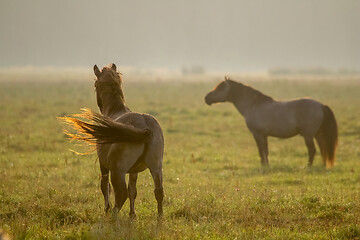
0 72 360 239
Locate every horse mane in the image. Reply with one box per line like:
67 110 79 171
228 80 273 104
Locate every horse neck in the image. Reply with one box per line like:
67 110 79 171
228 82 273 115
100 91 129 118
232 96 252 116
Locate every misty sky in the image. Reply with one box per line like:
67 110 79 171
0 0 359 71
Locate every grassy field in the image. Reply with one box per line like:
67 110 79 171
0 74 360 239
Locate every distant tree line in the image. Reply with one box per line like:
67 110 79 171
269 67 360 76
182 65 206 76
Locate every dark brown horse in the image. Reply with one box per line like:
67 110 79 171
59 64 164 216
205 77 338 168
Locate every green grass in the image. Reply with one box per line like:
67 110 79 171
0 76 360 239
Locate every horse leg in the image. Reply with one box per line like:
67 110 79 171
315 134 326 166
304 136 316 166
100 164 111 212
128 173 138 216
110 170 128 212
264 137 269 165
252 133 269 166
150 168 164 216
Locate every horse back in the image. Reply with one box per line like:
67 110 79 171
116 112 163 139
291 98 323 119
115 112 148 129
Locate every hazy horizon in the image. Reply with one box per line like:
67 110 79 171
1 0 359 72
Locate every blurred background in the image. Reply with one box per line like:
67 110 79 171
0 0 359 77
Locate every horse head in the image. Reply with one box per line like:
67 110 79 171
205 76 232 105
93 63 124 113
93 63 121 86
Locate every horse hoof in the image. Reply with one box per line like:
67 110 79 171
157 213 164 225
105 203 112 213
112 206 120 213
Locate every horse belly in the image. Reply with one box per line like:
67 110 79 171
128 159 147 173
267 125 299 138
246 109 299 138
108 143 146 172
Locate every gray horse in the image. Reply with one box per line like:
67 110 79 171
60 64 164 216
205 77 338 168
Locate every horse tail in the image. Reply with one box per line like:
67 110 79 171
58 108 151 145
315 105 338 168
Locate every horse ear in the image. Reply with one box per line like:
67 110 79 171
94 65 101 78
224 75 230 81
111 63 117 71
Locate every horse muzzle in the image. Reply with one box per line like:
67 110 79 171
205 94 213 105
